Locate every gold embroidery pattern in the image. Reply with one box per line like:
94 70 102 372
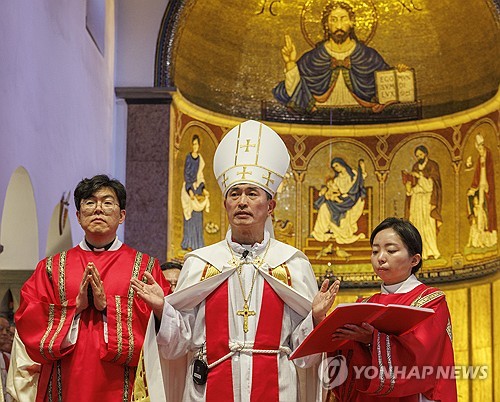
125 252 143 365
48 305 67 359
200 263 221 281
48 252 68 358
132 352 149 400
446 317 453 343
56 360 63 402
410 290 444 308
46 256 53 283
58 252 68 304
123 365 130 402
112 296 123 363
268 263 292 286
40 304 55 360
145 255 155 275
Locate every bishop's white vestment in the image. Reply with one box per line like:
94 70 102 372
143 230 321 401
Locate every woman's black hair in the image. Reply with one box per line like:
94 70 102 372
370 217 423 273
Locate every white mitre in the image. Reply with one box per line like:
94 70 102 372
213 120 290 197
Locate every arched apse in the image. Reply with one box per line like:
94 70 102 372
0 166 39 271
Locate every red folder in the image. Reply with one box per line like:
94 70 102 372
290 302 434 359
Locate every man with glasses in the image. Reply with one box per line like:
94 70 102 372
15 174 171 402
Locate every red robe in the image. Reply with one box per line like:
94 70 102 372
332 284 457 402
15 242 171 402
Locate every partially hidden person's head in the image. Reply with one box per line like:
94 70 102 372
74 174 126 242
0 315 12 353
213 120 289 236
369 217 423 284
160 261 182 291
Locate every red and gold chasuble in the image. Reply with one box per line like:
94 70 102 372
15 243 171 402
205 280 284 402
332 284 457 402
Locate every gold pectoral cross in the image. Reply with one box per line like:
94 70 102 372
237 302 256 333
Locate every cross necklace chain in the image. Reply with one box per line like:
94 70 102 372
236 268 258 333
228 241 270 333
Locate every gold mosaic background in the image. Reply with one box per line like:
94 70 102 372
167 94 500 280
170 0 499 119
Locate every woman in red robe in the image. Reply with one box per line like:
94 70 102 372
328 217 457 402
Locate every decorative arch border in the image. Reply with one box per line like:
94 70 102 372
154 0 196 87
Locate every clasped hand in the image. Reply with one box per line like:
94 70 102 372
76 262 107 314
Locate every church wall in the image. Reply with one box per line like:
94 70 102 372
0 0 118 261
115 0 169 87
114 88 174 262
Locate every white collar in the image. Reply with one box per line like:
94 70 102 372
225 227 270 259
380 274 422 294
79 237 122 252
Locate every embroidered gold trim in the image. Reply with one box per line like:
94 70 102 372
56 360 62 402
201 263 221 281
125 298 134 365
48 369 53 402
446 318 453 343
46 252 69 359
123 365 130 402
219 166 284 182
132 352 149 399
46 256 53 283
268 263 292 286
48 305 67 359
235 125 242 166
112 295 123 363
145 255 155 274
410 289 444 308
58 252 68 303
256 123 262 164
40 304 55 360
125 252 143 365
